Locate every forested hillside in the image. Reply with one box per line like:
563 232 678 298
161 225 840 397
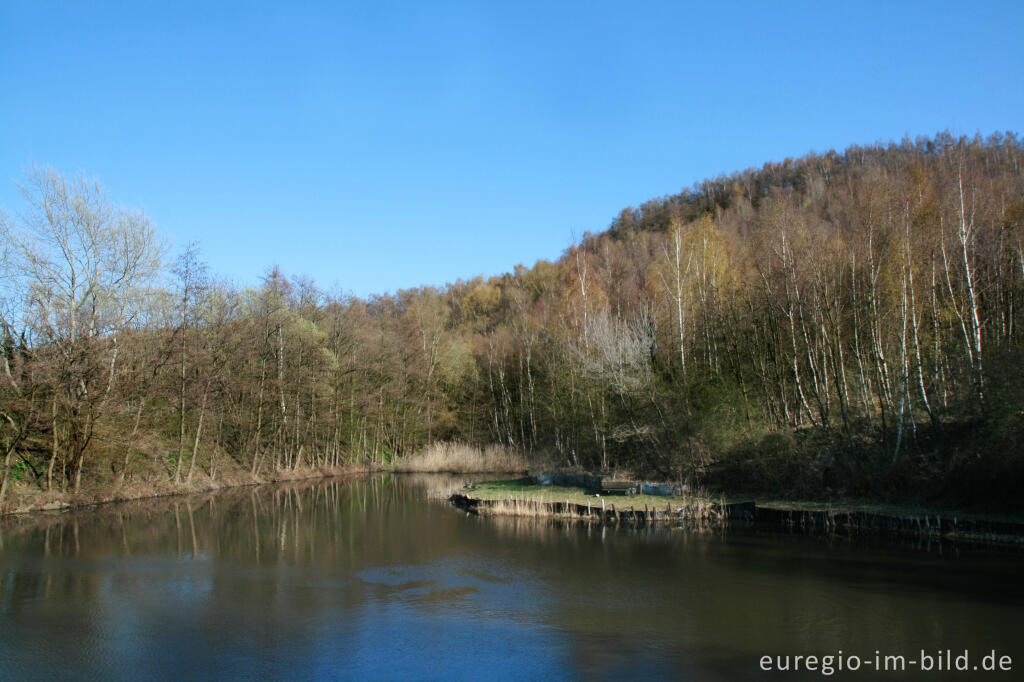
3 132 1023 509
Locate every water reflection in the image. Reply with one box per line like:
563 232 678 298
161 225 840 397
1 475 1022 681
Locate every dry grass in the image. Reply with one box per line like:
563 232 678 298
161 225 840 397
476 494 725 527
465 478 714 507
462 479 727 526
391 442 530 473
0 461 373 517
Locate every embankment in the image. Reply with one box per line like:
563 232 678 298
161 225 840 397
450 491 1024 546
1 463 380 518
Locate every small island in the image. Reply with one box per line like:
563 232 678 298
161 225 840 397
450 476 1024 545
2 1 1023 677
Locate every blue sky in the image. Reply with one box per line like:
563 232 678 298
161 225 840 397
1 1 1021 297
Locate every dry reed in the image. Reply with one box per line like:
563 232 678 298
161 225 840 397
391 442 529 473
467 491 727 529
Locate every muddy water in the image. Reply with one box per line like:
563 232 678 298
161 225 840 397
1 475 1021 680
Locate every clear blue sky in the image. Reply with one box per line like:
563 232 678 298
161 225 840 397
2 1 1021 297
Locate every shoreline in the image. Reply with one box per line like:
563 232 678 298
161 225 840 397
0 463 384 519
0 465 525 520
451 480 1024 547
8 467 1024 547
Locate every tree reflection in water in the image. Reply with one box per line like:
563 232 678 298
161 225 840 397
1 475 1022 681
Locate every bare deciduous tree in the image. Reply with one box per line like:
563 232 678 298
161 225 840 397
10 166 164 490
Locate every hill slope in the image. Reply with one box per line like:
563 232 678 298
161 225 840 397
3 132 1023 511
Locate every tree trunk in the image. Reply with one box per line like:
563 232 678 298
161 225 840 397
186 391 208 484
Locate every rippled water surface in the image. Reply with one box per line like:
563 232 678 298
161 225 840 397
1 475 1022 680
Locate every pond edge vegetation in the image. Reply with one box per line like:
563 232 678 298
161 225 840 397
3 133 1024 516
451 478 1024 546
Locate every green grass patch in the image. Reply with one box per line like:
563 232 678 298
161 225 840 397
466 478 722 508
465 479 1024 525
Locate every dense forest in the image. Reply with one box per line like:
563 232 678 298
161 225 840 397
2 132 1023 510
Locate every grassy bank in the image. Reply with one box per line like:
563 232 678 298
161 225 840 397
0 462 378 517
456 478 730 527
464 477 717 509
1 440 523 518
455 478 1024 543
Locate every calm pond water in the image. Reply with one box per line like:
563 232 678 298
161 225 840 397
1 475 1022 680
